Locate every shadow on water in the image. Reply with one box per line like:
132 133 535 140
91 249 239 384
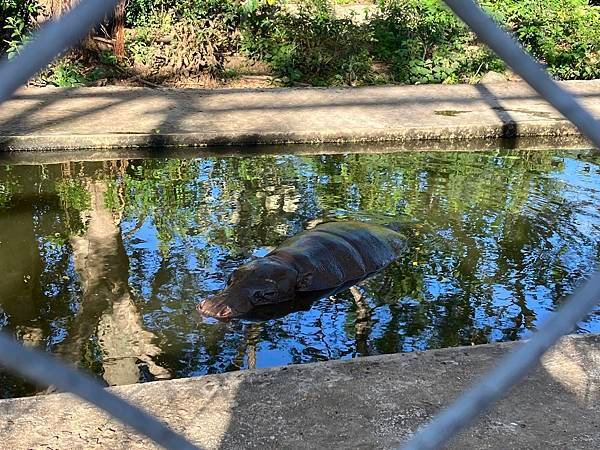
0 148 599 398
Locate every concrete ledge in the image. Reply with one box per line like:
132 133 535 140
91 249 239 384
1 334 598 449
0 81 598 151
0 135 593 165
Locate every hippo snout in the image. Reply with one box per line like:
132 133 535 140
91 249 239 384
197 298 233 319
197 294 251 320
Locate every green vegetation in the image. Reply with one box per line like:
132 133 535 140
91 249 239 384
45 61 89 87
370 0 503 84
1 0 599 86
241 0 599 85
487 0 600 80
126 0 241 81
241 1 373 85
1 0 40 58
370 0 600 83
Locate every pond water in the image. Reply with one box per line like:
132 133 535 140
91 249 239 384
1 148 599 398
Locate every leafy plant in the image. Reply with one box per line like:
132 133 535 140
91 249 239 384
370 0 504 84
370 0 599 83
126 1 242 81
2 0 598 86
1 0 40 58
46 61 87 87
241 1 373 85
484 0 600 80
99 50 118 66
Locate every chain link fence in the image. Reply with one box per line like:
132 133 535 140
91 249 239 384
0 1 598 449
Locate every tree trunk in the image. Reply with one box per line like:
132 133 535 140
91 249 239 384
113 0 126 58
37 0 73 19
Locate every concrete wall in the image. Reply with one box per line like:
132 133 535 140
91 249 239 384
0 334 598 449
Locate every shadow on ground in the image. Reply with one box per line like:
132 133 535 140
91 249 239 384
0 81 598 150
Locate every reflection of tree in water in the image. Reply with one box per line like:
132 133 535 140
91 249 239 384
0 162 170 395
57 177 169 385
335 151 600 352
0 150 599 396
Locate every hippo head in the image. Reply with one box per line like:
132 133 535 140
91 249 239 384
197 258 312 320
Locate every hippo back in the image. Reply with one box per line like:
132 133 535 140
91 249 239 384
269 221 407 292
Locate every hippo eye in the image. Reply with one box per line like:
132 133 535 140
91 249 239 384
252 290 277 304
262 290 277 300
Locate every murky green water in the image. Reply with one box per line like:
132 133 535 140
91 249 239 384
1 149 599 398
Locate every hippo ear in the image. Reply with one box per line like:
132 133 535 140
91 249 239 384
296 272 313 291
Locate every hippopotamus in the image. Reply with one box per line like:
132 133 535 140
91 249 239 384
197 221 407 319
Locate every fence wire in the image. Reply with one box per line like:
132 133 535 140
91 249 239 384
401 271 600 450
0 0 120 103
402 0 600 448
0 333 201 450
0 1 201 449
0 0 598 450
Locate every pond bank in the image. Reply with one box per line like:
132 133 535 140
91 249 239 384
1 80 599 151
0 333 598 449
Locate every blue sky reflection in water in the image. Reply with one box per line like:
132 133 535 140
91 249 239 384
0 149 599 398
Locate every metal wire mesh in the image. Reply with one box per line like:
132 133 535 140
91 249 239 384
401 0 600 448
0 1 598 450
0 1 201 448
401 271 600 450
0 333 201 450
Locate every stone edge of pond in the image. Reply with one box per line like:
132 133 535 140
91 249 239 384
0 333 598 449
0 135 595 165
0 120 588 152
1 81 599 153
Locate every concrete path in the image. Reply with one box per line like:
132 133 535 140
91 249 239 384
0 80 599 151
0 334 598 449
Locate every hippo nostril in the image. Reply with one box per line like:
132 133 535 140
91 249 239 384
197 300 212 314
